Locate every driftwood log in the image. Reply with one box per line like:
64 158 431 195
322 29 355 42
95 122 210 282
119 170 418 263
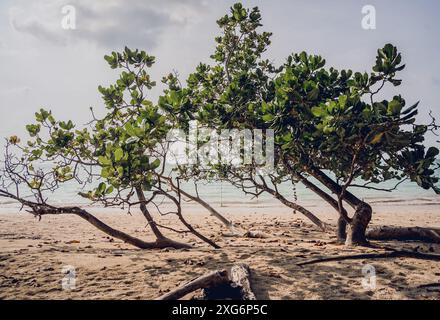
243 230 271 239
156 264 256 300
297 249 440 266
156 270 229 300
228 264 256 300
366 226 440 243
221 230 271 239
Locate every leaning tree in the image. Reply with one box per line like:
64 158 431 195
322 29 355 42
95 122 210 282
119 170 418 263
160 3 328 232
263 44 439 245
0 47 220 249
160 3 440 245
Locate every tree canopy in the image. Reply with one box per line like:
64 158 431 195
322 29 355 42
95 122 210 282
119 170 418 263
159 2 440 245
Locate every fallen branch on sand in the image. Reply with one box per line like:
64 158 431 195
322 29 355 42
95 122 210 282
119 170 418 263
221 230 271 239
417 283 440 289
297 250 440 266
366 226 440 243
227 264 256 300
156 270 229 300
156 264 256 300
243 230 271 239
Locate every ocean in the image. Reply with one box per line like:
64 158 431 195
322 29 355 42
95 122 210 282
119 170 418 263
1 172 438 210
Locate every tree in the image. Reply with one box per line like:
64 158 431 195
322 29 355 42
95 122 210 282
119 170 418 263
264 44 439 245
160 3 439 245
160 3 328 232
0 47 220 249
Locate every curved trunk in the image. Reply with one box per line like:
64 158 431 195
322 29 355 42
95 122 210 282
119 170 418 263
135 187 166 239
336 217 348 243
308 168 372 246
0 190 191 250
63 207 191 249
264 187 328 232
345 202 372 245
135 187 192 249
152 184 221 249
298 175 348 242
173 186 233 229
175 210 221 249
161 176 235 234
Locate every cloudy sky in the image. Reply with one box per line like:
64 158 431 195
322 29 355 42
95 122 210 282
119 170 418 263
1 0 439 144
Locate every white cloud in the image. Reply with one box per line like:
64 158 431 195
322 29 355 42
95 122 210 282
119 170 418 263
8 0 208 49
0 0 439 147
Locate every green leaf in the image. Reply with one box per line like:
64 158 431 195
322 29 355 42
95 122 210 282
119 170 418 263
282 132 292 142
126 136 140 144
98 156 112 166
78 191 93 200
311 106 324 117
26 124 41 137
262 114 274 122
338 95 348 108
114 148 124 162
97 182 106 194
387 99 402 115
281 143 291 150
299 52 307 63
327 101 337 113
124 122 137 137
307 88 319 100
105 185 114 195
116 166 124 177
151 159 161 169
101 167 110 178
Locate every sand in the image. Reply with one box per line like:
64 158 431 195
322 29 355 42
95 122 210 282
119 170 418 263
0 199 439 300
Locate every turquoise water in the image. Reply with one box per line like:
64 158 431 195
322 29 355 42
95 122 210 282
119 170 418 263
1 173 437 209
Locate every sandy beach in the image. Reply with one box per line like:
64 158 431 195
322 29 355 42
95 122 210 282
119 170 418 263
0 198 439 300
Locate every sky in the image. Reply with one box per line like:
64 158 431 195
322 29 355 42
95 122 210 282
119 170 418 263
0 0 439 145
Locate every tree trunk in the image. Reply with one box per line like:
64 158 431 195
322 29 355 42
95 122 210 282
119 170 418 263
299 174 348 242
228 264 256 300
156 269 229 300
336 216 347 243
298 249 440 266
66 207 191 249
156 186 221 249
175 187 234 229
308 167 372 246
136 187 166 239
175 210 221 249
345 202 372 246
0 191 191 250
157 264 256 300
259 185 328 232
135 187 192 249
